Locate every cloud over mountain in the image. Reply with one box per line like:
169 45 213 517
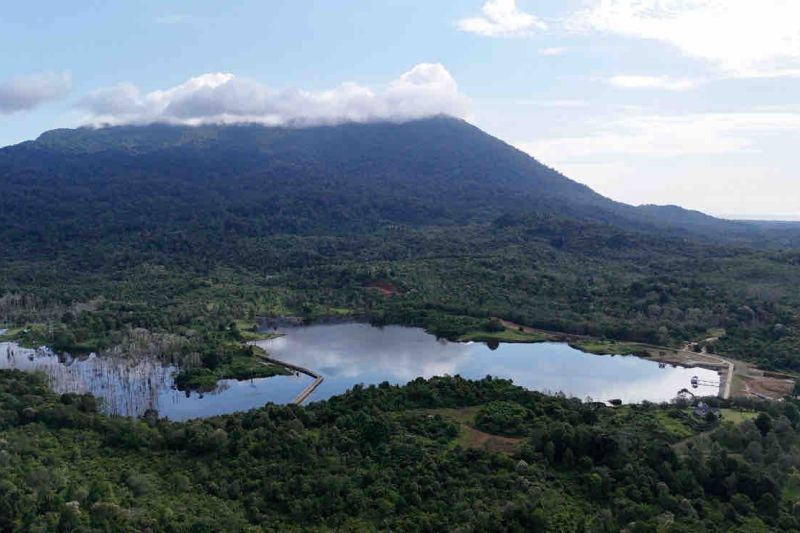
79 64 468 127
0 72 71 113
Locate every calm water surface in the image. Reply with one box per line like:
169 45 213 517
257 324 720 404
0 342 310 421
0 323 719 419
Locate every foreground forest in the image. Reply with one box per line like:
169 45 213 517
2 371 800 531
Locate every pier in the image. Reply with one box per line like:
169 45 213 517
256 353 324 406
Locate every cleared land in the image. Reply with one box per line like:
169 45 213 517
497 319 795 401
420 407 523 455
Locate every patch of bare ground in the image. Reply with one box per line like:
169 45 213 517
365 280 398 297
422 407 523 455
459 425 523 455
487 319 797 401
738 371 795 400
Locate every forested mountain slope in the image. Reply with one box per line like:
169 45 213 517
3 116 800 532
1 117 784 257
2 117 800 375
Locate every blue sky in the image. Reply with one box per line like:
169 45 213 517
3 0 800 219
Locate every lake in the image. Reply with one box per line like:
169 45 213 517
0 323 720 420
256 323 720 404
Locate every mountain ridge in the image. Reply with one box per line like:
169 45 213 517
0 116 793 248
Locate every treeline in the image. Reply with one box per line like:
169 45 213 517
3 119 800 376
2 371 800 531
4 216 800 374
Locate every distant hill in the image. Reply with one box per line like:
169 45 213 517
0 116 796 256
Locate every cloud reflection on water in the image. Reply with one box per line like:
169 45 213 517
258 324 719 404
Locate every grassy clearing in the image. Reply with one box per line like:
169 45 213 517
719 408 758 424
571 340 650 357
454 425 522 455
418 406 522 455
423 407 480 424
653 411 696 440
234 320 278 341
0 327 23 341
459 328 550 343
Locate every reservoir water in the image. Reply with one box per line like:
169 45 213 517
256 324 720 404
0 342 311 421
1 323 719 420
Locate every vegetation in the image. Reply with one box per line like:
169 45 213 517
571 340 652 357
458 320 551 344
173 345 290 392
3 371 800 531
3 119 800 378
5 118 800 529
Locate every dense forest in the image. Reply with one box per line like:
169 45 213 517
3 212 800 374
3 118 800 531
2 119 800 378
2 371 800 531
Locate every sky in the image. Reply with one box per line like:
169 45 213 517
2 0 800 220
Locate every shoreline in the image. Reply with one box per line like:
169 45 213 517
496 319 792 400
260 355 324 406
258 317 795 402
251 343 324 406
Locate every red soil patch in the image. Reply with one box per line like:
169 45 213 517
460 425 523 455
366 280 398 296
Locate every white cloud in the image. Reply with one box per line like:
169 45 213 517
607 75 698 91
0 72 71 113
457 0 546 38
540 47 568 56
573 0 800 78
519 112 800 160
78 64 469 127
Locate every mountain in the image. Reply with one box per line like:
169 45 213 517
4 120 800 533
2 116 787 258
4 115 800 376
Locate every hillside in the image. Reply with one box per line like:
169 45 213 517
0 117 776 258
2 117 800 376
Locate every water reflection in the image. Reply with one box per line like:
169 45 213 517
0 342 309 421
257 324 720 404
263 325 471 380
1 324 721 420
